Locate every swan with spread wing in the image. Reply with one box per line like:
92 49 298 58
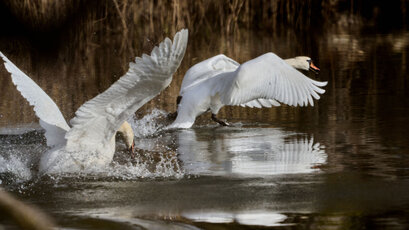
1 29 188 173
169 52 326 128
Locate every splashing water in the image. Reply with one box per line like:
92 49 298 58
109 151 184 180
0 110 185 187
128 109 170 138
112 109 185 178
0 154 33 184
0 130 45 186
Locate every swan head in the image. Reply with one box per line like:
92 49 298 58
117 121 135 153
286 56 320 74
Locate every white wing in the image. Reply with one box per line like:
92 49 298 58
219 52 327 107
179 54 239 95
0 52 70 147
65 29 188 150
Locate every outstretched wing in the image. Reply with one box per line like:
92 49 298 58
65 29 188 151
0 52 70 147
180 54 239 95
220 52 327 107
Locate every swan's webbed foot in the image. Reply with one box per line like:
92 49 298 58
211 114 230 126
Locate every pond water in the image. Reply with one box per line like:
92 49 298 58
1 17 409 229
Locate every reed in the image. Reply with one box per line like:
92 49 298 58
0 0 342 35
2 0 407 31
2 0 406 50
0 0 407 125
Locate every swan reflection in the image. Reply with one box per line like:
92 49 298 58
176 128 326 176
77 208 289 228
182 210 288 227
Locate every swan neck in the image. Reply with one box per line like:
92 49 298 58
284 58 307 70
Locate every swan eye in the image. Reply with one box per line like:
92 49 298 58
307 59 312 64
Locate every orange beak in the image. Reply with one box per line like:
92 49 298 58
130 141 135 154
309 62 320 74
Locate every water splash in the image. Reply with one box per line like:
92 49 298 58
108 151 184 180
112 109 185 179
0 154 33 184
0 110 185 187
128 109 170 138
0 130 45 186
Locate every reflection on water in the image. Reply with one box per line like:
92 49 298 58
176 128 326 176
75 208 289 228
0 111 328 180
183 210 288 227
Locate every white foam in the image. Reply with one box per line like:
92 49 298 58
128 109 169 138
0 154 33 183
107 153 184 179
0 109 185 184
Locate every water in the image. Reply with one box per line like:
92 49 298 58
1 14 409 230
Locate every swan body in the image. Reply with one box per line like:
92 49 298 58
170 52 326 129
1 29 188 173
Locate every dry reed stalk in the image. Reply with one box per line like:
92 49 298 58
226 0 244 36
3 0 78 30
112 0 130 53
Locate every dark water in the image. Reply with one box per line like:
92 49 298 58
1 16 409 230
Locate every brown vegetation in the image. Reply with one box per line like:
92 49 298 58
0 0 407 125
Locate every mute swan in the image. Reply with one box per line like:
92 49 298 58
0 29 188 173
169 52 326 129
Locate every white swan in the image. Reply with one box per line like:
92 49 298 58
169 52 326 128
0 29 188 173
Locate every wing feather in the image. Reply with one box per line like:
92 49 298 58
0 52 70 147
220 52 327 107
65 29 188 150
179 54 239 95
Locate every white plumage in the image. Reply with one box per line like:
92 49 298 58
1 29 188 173
170 52 326 128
